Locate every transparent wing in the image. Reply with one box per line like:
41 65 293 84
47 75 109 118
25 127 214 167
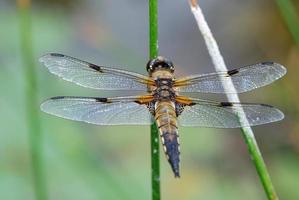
39 53 155 90
178 97 284 128
41 96 154 125
175 62 286 93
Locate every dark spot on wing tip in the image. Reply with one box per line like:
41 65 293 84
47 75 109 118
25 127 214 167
89 63 103 72
95 98 110 103
220 102 233 107
261 61 274 65
189 102 196 106
50 96 65 100
260 103 274 108
50 53 65 57
227 69 239 76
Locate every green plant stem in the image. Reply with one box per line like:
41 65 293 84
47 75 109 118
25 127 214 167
241 128 278 200
18 0 48 199
149 0 159 59
150 124 160 200
275 0 299 47
149 0 160 200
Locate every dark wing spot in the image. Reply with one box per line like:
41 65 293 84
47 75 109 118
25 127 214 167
89 63 103 72
259 103 274 108
261 61 274 65
227 69 239 76
134 100 143 104
95 98 110 103
220 102 233 107
50 53 65 57
50 96 66 100
175 103 185 116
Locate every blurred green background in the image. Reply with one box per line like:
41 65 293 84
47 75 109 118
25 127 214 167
1 0 299 199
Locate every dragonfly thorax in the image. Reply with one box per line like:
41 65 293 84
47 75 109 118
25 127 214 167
153 78 176 101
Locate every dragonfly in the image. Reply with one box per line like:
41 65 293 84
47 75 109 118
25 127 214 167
40 53 286 178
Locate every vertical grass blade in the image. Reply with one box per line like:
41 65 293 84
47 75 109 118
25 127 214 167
275 0 299 47
149 0 161 200
188 1 278 199
17 0 48 199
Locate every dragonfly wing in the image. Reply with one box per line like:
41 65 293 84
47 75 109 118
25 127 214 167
175 62 286 93
39 53 154 90
41 96 154 125
177 97 284 128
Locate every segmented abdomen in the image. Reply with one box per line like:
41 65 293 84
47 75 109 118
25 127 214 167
155 101 180 177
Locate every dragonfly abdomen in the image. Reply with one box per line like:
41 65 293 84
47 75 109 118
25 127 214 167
155 101 180 177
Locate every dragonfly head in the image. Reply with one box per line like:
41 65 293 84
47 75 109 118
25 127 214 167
146 56 175 74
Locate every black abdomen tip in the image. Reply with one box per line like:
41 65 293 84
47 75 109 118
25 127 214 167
162 132 180 178
174 170 180 178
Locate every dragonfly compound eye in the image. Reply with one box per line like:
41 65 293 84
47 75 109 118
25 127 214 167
146 56 175 73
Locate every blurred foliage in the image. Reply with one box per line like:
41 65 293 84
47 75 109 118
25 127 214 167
18 0 47 199
276 0 299 46
4 0 82 10
34 0 81 8
0 1 299 200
